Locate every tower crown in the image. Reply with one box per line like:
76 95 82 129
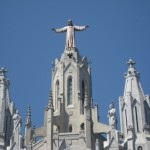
125 59 140 78
124 59 143 97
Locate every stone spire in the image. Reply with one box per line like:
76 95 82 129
25 106 32 148
119 59 150 150
46 89 54 150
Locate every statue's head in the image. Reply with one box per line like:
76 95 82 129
68 19 73 26
109 102 114 109
16 110 19 114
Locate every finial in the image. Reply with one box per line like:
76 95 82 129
48 89 53 108
126 59 140 78
0 67 7 76
127 59 136 68
26 106 31 124
109 101 115 109
27 106 31 117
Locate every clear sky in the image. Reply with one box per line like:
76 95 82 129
0 0 150 129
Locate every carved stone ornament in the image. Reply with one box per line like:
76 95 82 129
127 125 134 131
0 132 5 136
143 123 150 131
79 131 85 138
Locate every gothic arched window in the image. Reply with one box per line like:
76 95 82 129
5 116 8 141
125 109 128 128
67 77 73 105
135 106 139 132
55 80 60 109
137 146 143 150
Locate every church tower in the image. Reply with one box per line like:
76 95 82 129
119 59 150 150
51 46 93 149
50 20 94 149
25 20 109 150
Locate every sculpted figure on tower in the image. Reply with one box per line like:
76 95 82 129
52 20 89 48
108 102 117 127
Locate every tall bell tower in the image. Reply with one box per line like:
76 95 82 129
51 46 93 149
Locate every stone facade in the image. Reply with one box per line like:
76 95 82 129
0 29 150 150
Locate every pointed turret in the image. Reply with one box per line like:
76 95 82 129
25 106 32 148
46 89 54 150
119 59 150 150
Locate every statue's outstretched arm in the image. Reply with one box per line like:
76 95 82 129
52 26 67 33
74 25 90 31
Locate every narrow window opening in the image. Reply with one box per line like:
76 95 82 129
135 106 139 132
68 77 73 105
5 116 8 142
69 125 72 132
145 107 148 125
55 80 60 109
80 123 85 130
125 109 128 128
81 81 85 114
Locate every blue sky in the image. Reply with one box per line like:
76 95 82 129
0 0 150 129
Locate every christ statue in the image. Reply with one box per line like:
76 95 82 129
52 20 89 48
